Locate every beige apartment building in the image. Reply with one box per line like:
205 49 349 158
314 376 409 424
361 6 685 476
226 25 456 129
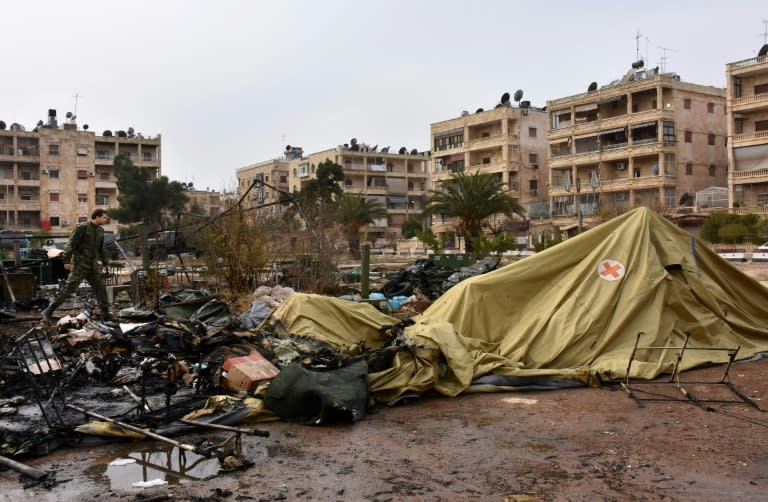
546 65 727 234
183 188 224 218
284 141 430 241
0 110 160 235
429 101 550 246
235 154 291 218
726 45 768 211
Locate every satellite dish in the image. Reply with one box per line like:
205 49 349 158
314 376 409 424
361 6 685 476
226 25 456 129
759 44 768 57
399 147 407 154
10 123 25 131
631 59 645 69
83 124 89 130
285 144 292 150
461 110 470 116
0 121 5 130
513 89 524 102
350 138 358 145
587 81 598 92
103 130 112 136
117 130 127 137
501 92 511 105
381 146 389 153
127 127 135 136
65 111 73 118
37 120 44 127
410 148 418 155
476 108 484 113
371 144 378 152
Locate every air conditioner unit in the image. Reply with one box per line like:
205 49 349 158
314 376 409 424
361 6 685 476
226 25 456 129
616 162 626 170
62 220 70 226
42 169 49 174
89 172 95 177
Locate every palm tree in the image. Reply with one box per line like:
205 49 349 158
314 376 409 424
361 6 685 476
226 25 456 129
424 171 524 253
335 193 388 259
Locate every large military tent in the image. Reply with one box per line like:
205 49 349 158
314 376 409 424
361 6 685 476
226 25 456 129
266 207 768 401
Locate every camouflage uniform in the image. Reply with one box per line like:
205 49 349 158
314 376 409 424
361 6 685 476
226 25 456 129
52 221 110 309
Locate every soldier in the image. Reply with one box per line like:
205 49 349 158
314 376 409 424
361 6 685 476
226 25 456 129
42 208 115 322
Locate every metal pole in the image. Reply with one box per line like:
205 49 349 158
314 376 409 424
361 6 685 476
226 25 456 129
360 243 370 299
576 178 583 234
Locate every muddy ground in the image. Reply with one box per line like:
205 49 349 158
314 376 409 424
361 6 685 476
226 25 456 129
0 262 766 502
1 359 767 502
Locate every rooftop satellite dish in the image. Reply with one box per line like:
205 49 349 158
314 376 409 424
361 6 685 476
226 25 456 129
759 44 768 57
410 148 418 155
83 124 89 130
371 144 378 152
476 107 484 113
513 89 524 102
587 81 598 92
65 111 73 118
501 92 511 105
117 130 127 137
103 130 112 136
631 59 645 69
350 138 358 145
0 121 5 130
679 192 690 206
37 120 44 127
381 146 389 153
399 147 407 154
285 144 291 150
127 127 135 136
10 123 25 131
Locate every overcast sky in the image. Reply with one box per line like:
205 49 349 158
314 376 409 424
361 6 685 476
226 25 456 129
2 1 766 191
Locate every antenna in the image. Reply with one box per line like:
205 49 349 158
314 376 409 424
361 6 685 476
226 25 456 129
72 92 82 118
657 45 675 73
635 28 642 62
762 18 768 44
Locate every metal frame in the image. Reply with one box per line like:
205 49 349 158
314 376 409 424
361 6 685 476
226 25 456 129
621 331 763 411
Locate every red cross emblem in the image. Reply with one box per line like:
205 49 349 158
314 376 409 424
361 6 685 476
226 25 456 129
597 259 625 282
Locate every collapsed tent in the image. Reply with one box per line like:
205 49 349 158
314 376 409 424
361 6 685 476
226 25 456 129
265 207 768 401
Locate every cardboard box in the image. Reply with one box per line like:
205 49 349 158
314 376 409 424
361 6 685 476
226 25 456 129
222 353 280 392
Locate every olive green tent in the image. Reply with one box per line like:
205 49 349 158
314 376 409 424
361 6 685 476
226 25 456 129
266 208 768 401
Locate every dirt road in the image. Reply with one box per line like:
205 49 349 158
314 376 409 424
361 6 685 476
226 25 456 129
1 358 767 502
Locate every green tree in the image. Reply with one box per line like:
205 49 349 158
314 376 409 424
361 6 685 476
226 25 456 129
424 171 525 253
335 193 387 259
414 227 443 253
108 153 188 270
401 217 423 239
279 159 345 293
701 212 765 244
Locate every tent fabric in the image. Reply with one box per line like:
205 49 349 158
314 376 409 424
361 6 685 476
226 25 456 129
263 208 768 401
421 207 768 381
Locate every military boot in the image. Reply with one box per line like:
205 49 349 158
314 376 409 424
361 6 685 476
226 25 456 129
41 302 59 323
100 307 116 322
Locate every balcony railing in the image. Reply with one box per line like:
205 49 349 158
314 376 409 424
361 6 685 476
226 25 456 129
727 54 768 71
732 167 768 181
733 130 768 143
731 93 768 107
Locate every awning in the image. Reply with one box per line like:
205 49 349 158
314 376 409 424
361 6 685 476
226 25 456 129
596 95 624 105
574 103 598 112
630 121 657 130
435 127 464 138
733 144 768 171
388 196 410 204
573 132 598 141
598 127 626 136
549 138 570 145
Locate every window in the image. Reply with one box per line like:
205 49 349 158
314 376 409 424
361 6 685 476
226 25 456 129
142 152 153 161
48 168 59 179
684 130 692 143
49 192 59 202
78 193 88 203
50 216 60 227
77 169 88 179
20 192 32 201
663 120 675 143
529 179 538 195
96 150 111 160
76 146 89 156
528 127 537 138
685 162 693 176
482 157 491 165
756 120 768 132
708 133 715 145
632 104 639 113
652 99 657 109
683 98 691 109
529 152 538 164
78 216 88 223
280 175 287 183
707 103 714 113
709 164 716 177
755 83 768 95
733 77 742 98
49 144 59 155
735 119 744 135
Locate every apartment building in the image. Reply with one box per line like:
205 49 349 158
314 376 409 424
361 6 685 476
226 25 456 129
285 141 430 241
0 109 161 235
546 64 727 234
235 154 291 218
183 188 224 218
429 100 549 244
726 44 768 210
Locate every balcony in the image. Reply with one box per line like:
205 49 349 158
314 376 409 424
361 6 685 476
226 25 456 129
733 130 768 145
469 133 506 149
17 199 41 210
732 167 768 182
727 54 768 73
95 176 117 187
600 175 666 190
731 93 768 111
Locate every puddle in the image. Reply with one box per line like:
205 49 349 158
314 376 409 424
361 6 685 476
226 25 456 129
84 444 221 490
